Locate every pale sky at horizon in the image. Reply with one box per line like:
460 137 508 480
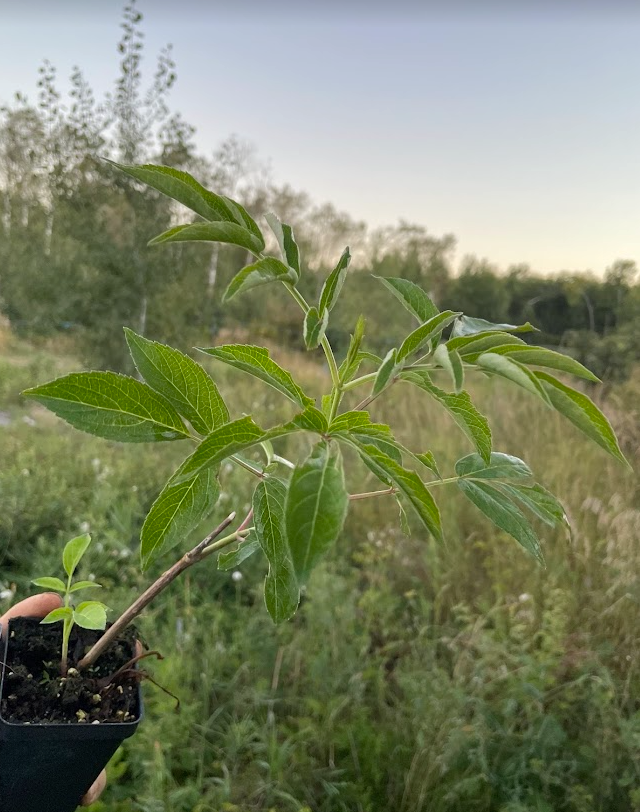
1 1 639 277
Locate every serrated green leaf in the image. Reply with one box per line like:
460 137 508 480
534 372 629 466
433 344 464 392
286 442 349 584
23 372 190 443
40 607 73 624
372 348 401 396
62 533 92 579
397 497 411 537
288 405 328 434
401 372 492 464
253 478 300 623
124 328 228 434
107 162 264 245
218 534 262 571
303 307 329 350
450 315 537 339
416 451 441 479
73 601 108 631
141 463 220 570
338 316 367 382
264 212 300 276
455 451 532 480
148 222 264 255
69 581 103 593
458 479 543 563
223 257 298 302
476 353 552 405
321 393 333 418
329 410 391 436
374 276 439 323
447 330 527 355
319 247 351 314
468 344 600 383
173 415 266 484
31 577 67 593
498 483 568 527
398 311 462 361
197 344 314 408
350 440 443 541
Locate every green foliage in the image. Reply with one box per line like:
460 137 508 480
22 162 628 632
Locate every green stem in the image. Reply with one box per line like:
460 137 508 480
202 527 253 557
230 454 264 478
341 371 378 392
349 487 397 501
284 283 341 392
61 617 72 677
425 476 461 488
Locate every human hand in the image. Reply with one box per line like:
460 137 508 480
0 593 107 806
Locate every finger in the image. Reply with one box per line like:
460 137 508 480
81 769 107 806
0 593 63 632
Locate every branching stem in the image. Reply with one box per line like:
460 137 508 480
77 512 239 670
349 487 397 501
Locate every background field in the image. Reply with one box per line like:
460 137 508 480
1 322 639 812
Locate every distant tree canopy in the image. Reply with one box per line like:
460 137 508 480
0 2 638 381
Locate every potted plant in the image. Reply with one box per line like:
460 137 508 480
1 163 629 811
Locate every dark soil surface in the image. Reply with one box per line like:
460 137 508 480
1 618 139 725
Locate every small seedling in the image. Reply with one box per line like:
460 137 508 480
32 534 108 675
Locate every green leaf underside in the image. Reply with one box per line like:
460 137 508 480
401 372 492 464
455 451 532 480
498 483 567 527
319 247 351 314
476 353 552 405
285 442 349 585
351 440 443 541
124 328 228 434
69 581 102 592
107 162 264 244
41 607 73 624
450 315 536 339
304 307 329 349
148 222 263 255
264 213 300 275
253 478 300 623
374 276 439 323
73 601 108 630
141 464 220 569
373 349 400 395
433 343 464 392
465 345 599 382
458 479 543 563
534 371 629 465
217 535 262 571
398 311 462 361
23 372 190 443
339 316 366 382
32 577 66 593
198 345 314 408
416 451 442 479
62 534 92 579
447 331 527 354
223 257 298 302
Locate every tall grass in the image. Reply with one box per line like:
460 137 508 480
1 339 638 812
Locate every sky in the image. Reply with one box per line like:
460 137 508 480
1 1 639 276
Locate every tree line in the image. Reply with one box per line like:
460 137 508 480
1 2 638 382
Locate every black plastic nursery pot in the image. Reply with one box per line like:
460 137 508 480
0 617 142 812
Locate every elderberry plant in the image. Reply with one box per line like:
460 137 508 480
23 163 630 638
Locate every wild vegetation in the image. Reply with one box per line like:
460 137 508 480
1 327 639 811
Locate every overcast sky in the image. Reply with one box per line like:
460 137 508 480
1 1 639 276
